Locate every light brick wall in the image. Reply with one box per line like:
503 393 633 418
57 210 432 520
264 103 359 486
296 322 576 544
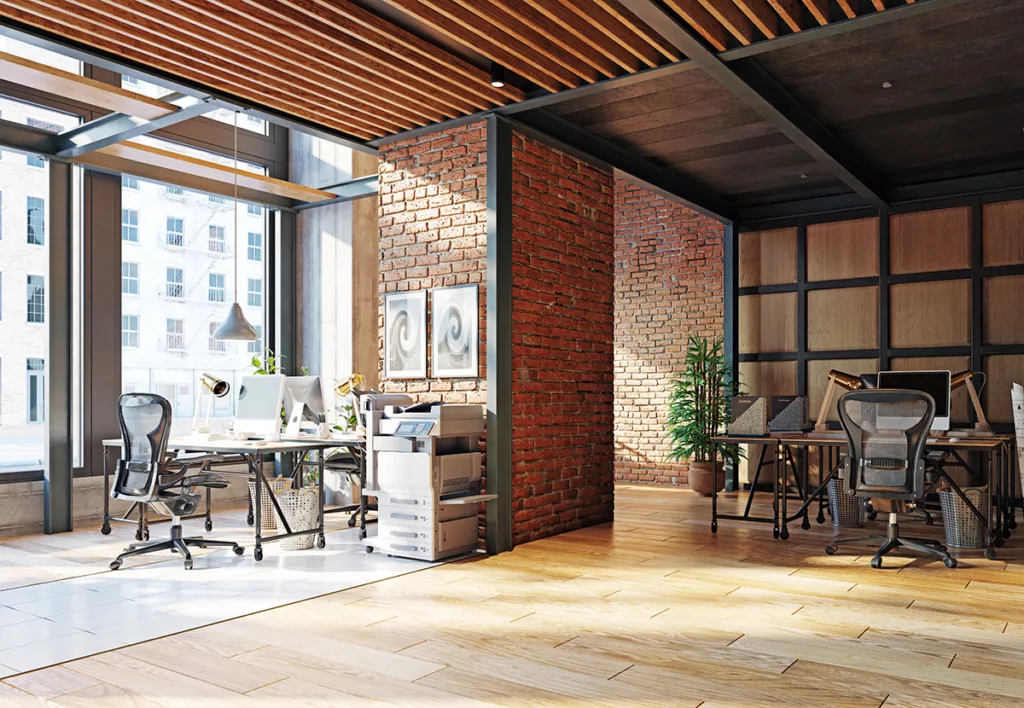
510 133 616 544
613 179 726 486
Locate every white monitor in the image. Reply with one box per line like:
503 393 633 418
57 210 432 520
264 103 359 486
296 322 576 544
234 375 286 439
283 376 326 436
877 370 951 432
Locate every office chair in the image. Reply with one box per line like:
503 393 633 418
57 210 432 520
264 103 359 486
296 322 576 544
825 389 957 569
110 393 245 570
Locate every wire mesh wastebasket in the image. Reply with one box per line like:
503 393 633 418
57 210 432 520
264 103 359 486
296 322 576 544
274 488 319 550
248 477 292 532
827 476 865 527
939 486 988 549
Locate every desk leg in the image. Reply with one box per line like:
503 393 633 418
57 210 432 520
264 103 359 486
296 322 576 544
711 441 718 534
1002 445 1013 538
772 442 780 539
251 454 263 562
101 447 111 535
799 448 811 530
779 441 789 540
316 450 326 549
816 447 827 524
1009 443 1019 530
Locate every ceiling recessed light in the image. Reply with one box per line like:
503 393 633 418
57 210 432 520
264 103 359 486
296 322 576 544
489 61 505 89
882 81 893 89
800 173 808 179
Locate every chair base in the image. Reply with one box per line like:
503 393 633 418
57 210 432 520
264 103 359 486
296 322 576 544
825 515 956 569
110 520 244 570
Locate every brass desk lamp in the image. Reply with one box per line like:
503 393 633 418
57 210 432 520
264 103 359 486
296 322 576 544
191 373 230 437
950 370 991 433
814 369 864 432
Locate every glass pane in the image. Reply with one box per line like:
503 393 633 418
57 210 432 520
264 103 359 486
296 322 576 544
121 177 267 435
119 76 268 135
0 38 81 74
0 96 81 472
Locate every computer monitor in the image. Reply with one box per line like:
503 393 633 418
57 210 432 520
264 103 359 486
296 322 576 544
234 374 286 439
876 370 951 431
283 376 326 436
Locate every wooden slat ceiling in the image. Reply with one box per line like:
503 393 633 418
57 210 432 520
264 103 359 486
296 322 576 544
0 0 917 144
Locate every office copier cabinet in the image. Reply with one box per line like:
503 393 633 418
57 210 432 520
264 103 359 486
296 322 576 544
365 403 495 561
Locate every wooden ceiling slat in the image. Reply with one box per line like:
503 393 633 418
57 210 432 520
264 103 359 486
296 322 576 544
377 0 566 92
208 0 474 118
553 0 663 69
307 0 521 103
521 0 642 73
733 0 780 38
835 0 858 19
94 0 419 131
48 0 404 134
152 0 442 126
415 0 581 89
695 0 756 44
870 0 886 10
502 0 622 79
663 0 730 51
448 0 600 84
0 0 376 138
594 0 683 62
276 0 502 110
766 0 804 32
801 0 830 25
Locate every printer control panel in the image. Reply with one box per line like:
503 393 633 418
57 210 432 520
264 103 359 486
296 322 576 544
394 421 435 437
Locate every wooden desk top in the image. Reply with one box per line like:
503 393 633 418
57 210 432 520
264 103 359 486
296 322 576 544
713 432 1010 449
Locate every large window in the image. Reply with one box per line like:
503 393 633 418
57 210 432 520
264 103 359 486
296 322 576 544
26 275 44 323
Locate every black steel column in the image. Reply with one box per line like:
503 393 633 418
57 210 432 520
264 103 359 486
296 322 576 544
970 198 984 425
796 219 808 396
879 209 891 371
45 161 74 533
723 221 738 492
486 116 513 555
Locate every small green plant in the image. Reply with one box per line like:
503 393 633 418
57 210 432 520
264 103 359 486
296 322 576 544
250 347 284 375
666 335 742 466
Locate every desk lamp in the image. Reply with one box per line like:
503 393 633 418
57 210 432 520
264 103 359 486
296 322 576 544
950 370 991 433
191 373 230 437
814 369 864 432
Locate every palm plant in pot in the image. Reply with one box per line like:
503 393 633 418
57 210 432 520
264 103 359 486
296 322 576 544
666 335 741 496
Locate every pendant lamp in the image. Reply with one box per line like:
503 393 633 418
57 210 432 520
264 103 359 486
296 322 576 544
214 111 259 341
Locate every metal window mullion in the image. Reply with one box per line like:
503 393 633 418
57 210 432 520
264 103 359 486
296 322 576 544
879 208 890 370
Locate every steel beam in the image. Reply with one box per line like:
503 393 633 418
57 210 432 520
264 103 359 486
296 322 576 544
295 174 379 211
55 98 227 158
619 0 888 210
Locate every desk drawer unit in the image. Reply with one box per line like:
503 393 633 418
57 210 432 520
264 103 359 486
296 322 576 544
374 516 479 561
378 451 481 496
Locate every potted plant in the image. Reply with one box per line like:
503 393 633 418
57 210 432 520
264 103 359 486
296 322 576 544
666 335 741 496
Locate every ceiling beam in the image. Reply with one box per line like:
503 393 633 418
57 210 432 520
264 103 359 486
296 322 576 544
618 0 889 210
296 174 380 211
508 110 735 223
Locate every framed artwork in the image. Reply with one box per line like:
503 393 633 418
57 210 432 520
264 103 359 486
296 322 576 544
431 284 479 378
384 290 427 379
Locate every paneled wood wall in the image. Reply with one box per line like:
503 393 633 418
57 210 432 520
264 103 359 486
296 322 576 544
736 197 1024 428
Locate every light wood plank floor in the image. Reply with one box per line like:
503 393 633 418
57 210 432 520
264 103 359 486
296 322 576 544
4 485 1024 706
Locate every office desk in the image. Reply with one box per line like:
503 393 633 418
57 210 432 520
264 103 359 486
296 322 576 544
102 437 336 561
710 433 1016 560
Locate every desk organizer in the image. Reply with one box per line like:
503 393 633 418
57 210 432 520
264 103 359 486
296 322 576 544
728 396 768 437
770 396 808 432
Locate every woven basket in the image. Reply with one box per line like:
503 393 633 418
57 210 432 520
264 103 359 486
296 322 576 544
826 476 865 528
939 486 988 549
248 477 292 531
274 488 319 550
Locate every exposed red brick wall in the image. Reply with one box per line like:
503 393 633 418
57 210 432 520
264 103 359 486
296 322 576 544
510 133 616 544
377 121 488 404
614 179 726 486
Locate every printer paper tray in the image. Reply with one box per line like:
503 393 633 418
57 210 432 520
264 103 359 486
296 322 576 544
441 493 498 505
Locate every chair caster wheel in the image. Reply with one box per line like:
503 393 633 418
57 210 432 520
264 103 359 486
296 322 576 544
205 519 213 532
867 511 877 521
233 546 245 556
825 545 837 555
348 516 357 528
109 560 122 570
365 546 373 553
1003 528 1012 540
944 557 958 568
143 529 150 541
779 528 790 540
358 530 367 540
773 528 780 539
184 559 193 570
985 547 997 561
101 524 111 536
247 513 254 526
995 536 1005 548
925 516 934 526
135 530 143 542
254 547 263 562
801 518 811 530
870 557 882 569
711 522 718 533
816 514 825 525
316 534 326 549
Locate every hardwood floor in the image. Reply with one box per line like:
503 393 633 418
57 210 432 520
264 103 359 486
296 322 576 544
4 484 1024 706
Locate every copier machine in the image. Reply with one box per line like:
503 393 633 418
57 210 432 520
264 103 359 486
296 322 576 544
360 394 494 561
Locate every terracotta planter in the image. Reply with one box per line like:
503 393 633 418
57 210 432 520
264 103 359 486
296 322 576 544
689 460 725 496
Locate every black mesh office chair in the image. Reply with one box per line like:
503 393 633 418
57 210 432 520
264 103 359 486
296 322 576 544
825 389 957 569
110 393 245 570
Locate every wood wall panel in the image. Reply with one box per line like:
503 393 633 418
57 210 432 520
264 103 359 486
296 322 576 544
982 199 1024 266
738 227 797 287
739 292 797 354
890 207 971 274
889 356 972 423
738 360 798 398
807 286 878 351
807 358 878 423
984 275 1024 345
982 355 1024 424
890 280 970 348
806 217 879 281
